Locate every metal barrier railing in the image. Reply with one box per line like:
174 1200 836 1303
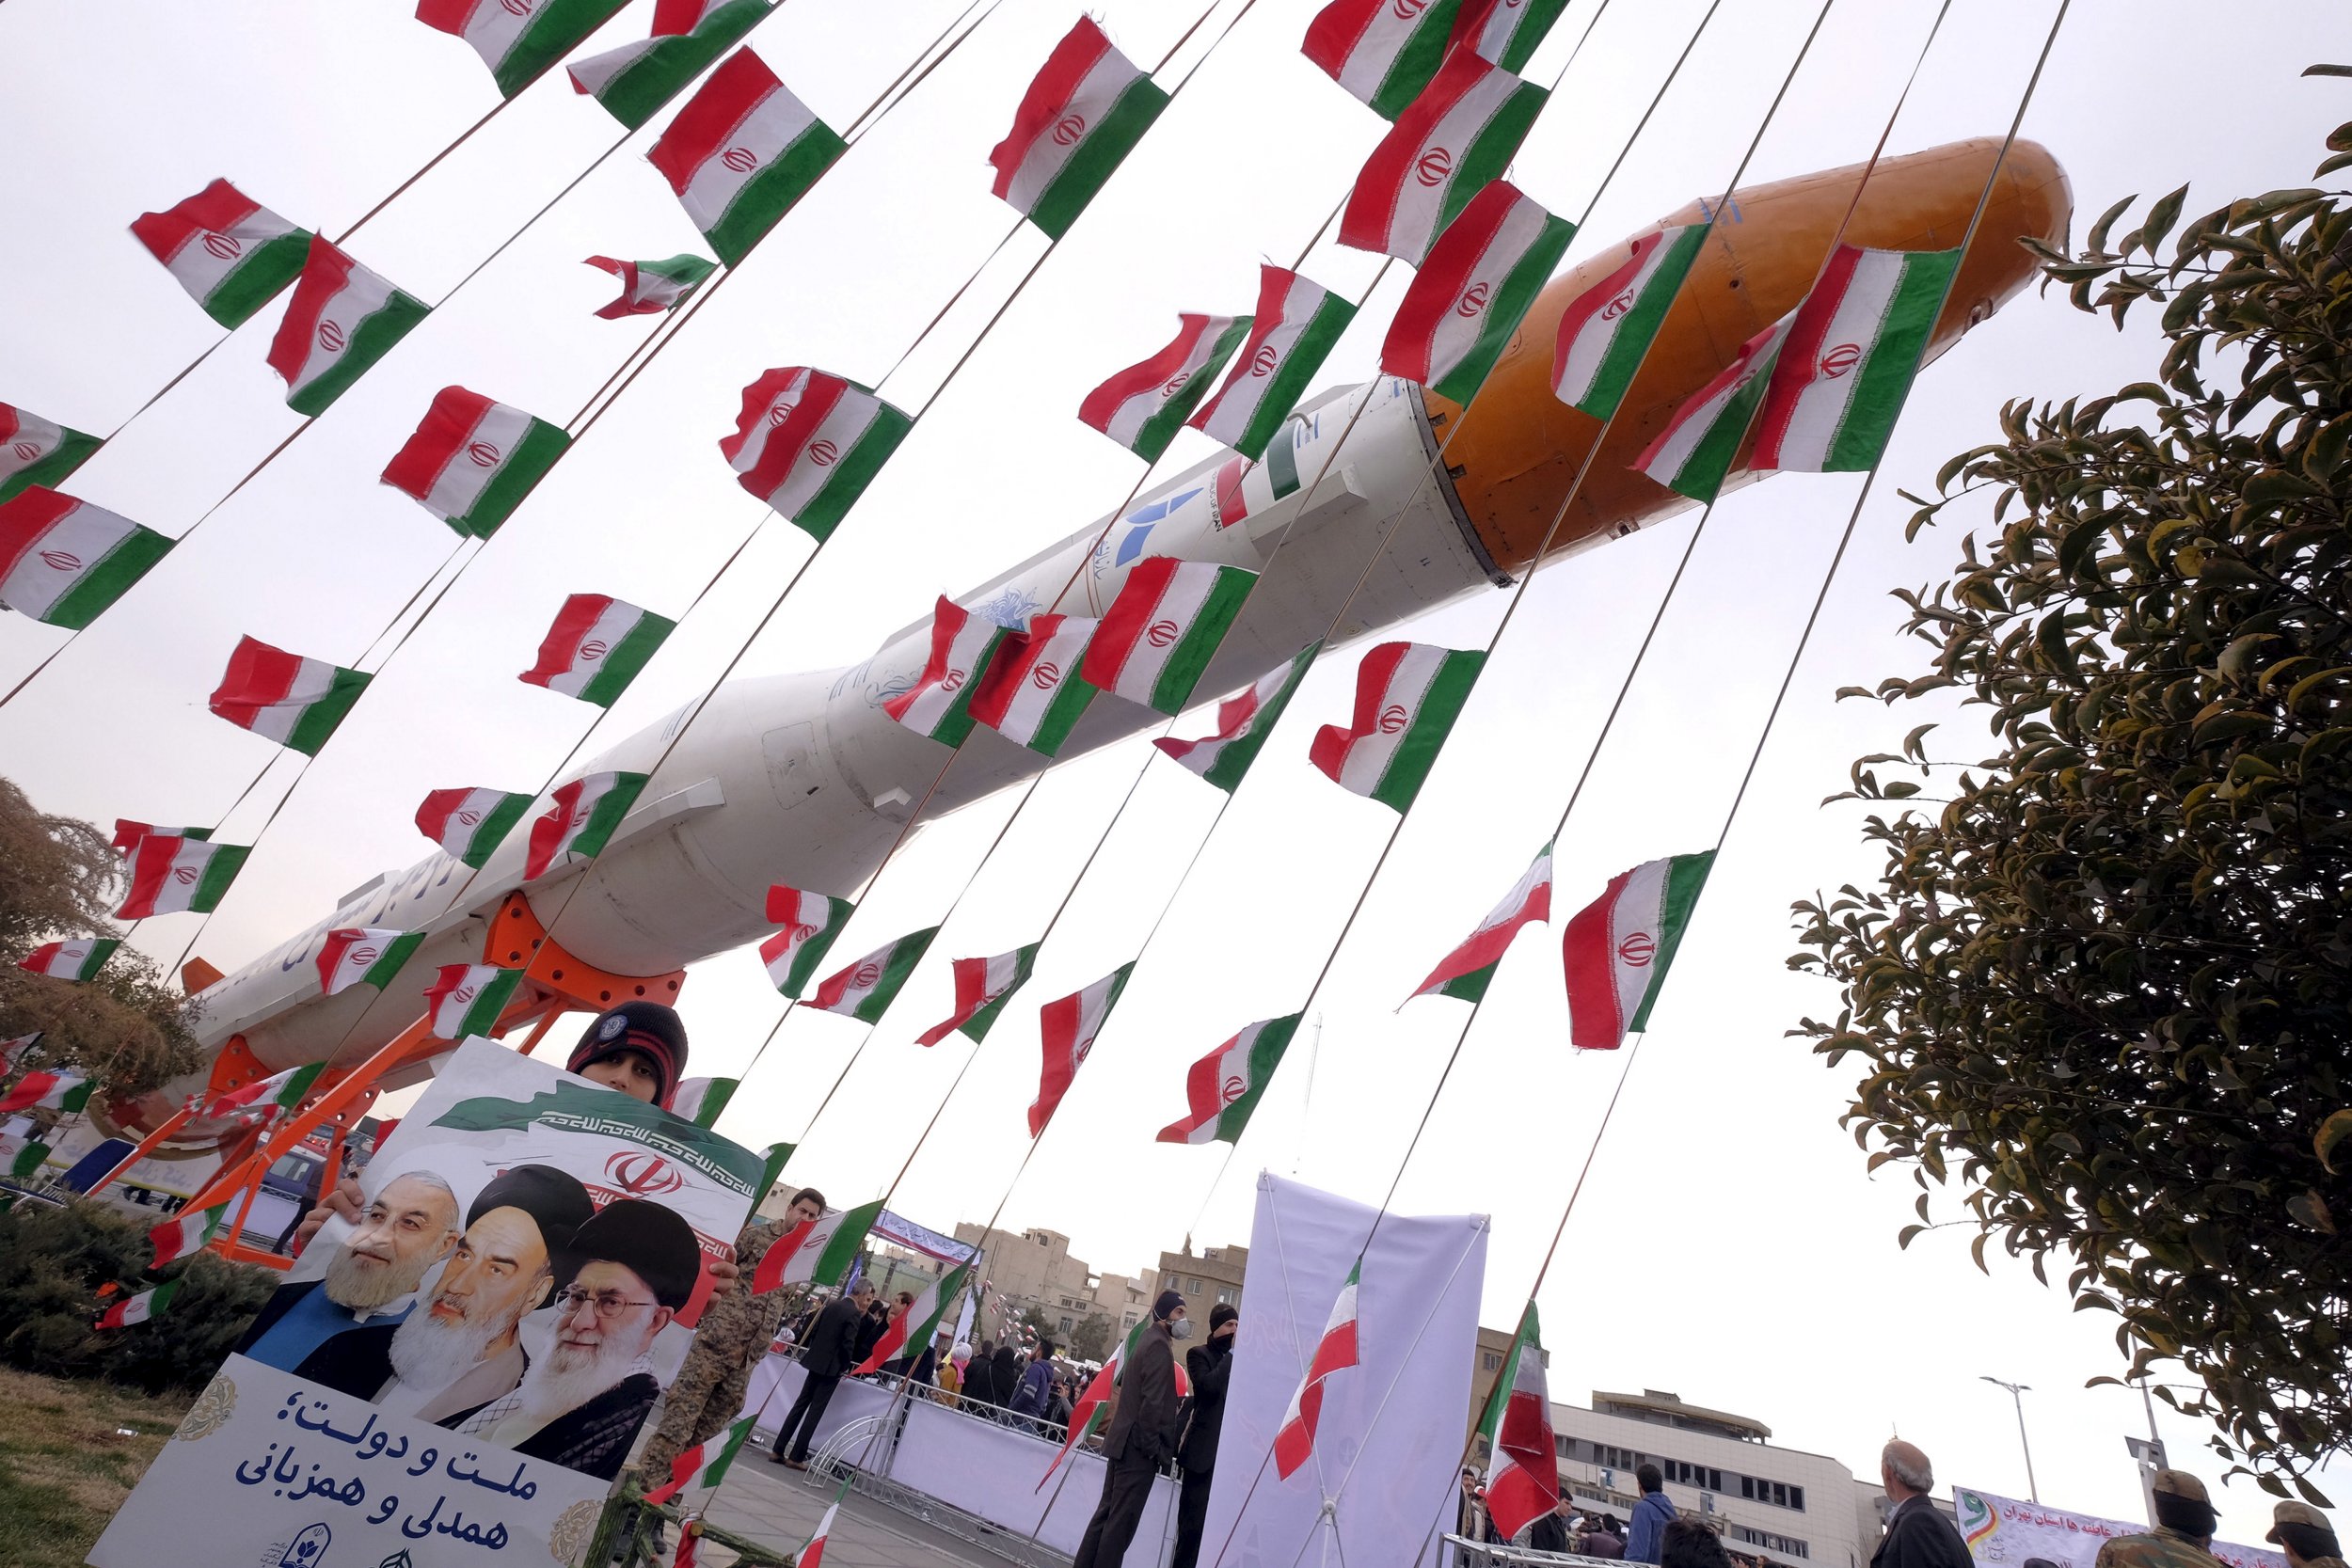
1442 1536 1628 1568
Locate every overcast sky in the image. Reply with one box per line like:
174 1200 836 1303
6 0 2348 1542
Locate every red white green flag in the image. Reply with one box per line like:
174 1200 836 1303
966 613 1099 756
794 1497 841 1568
417 0 628 98
1273 1258 1360 1478
423 962 527 1039
885 597 1013 746
149 1204 229 1267
1189 267 1358 460
721 367 913 541
644 1413 758 1506
317 928 426 995
266 236 431 417
988 17 1167 240
0 1069 92 1116
1382 179 1574 403
202 1062 324 1120
568 0 770 130
0 404 103 504
19 939 119 982
1476 1302 1559 1540
649 48 846 265
669 1075 738 1127
118 835 249 919
851 1261 971 1374
523 771 650 879
1079 313 1252 463
208 635 372 756
1550 225 1708 420
916 943 1041 1046
1455 0 1573 72
1155 642 1318 792
111 820 207 857
1633 312 1794 502
1407 839 1551 1003
1210 439 1309 531
1562 850 1713 1048
760 885 856 998
95 1279 180 1330
1082 558 1256 715
416 786 535 868
1303 0 1461 119
130 178 312 329
382 387 571 539
1157 1012 1299 1146
519 593 674 707
584 253 715 317
808 927 938 1022
1338 49 1546 262
750 1198 882 1293
0 489 173 629
1028 962 1135 1136
1308 641 1485 812
1751 245 1959 473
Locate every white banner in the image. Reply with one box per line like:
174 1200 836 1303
1957 1487 2285 1568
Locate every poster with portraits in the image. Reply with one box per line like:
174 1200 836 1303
92 1037 764 1568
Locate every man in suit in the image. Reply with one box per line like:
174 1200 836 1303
237 1169 462 1370
1075 1289 1188 1568
1171 1303 1237 1568
772 1279 875 1469
1870 1441 1974 1568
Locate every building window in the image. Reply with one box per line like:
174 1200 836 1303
1737 1478 1805 1513
1556 1435 1573 1458
1729 1526 1811 1560
1482 1352 1502 1372
1604 1447 1649 1472
1663 1461 1724 1492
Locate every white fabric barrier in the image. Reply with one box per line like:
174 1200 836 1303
739 1356 900 1453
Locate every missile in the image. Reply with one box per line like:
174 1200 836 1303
142 136 2069 1129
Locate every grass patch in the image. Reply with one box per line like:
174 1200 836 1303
0 1365 191 1568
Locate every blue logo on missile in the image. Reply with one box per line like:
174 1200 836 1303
1113 486 1202 566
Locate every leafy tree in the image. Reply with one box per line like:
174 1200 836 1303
1791 109 2352 1494
1069 1311 1115 1364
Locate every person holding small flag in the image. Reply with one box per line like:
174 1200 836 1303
1073 1289 1188 1568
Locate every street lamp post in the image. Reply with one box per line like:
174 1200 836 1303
1981 1376 2041 1502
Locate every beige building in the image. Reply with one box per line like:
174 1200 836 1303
1087 1268 1160 1338
1155 1242 1247 1310
952 1224 1109 1337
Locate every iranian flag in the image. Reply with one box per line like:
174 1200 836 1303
1209 436 1308 531
808 927 938 1022
569 0 770 130
1407 839 1551 1003
1028 963 1134 1136
988 16 1167 240
750 1197 882 1293
316 928 426 995
644 1413 757 1506
202 1062 325 1120
760 885 856 999
851 1261 970 1374
649 48 846 265
1301 0 1463 119
796 1490 848 1568
0 1069 92 1116
522 771 649 879
721 367 912 541
519 593 674 706
915 943 1040 1046
1455 0 1573 72
423 963 526 1039
112 820 207 857
207 636 372 756
416 786 535 868
584 253 715 317
18 938 119 983
1381 179 1574 403
1039 1316 1193 1485
1476 1303 1559 1541
1189 267 1358 461
750 1139 796 1207
95 1279 180 1330
1078 313 1252 462
149 1203 229 1267
265 236 431 417
416 0 629 99
1155 642 1318 792
1339 48 1546 262
885 597 1013 747
0 404 102 504
1081 558 1256 715
0 489 173 629
1273 1259 1360 1478
966 614 1098 756
1308 641 1486 812
129 178 312 328
1751 245 1959 473
1157 1013 1299 1146
117 836 249 919
1562 851 1713 1048
381 386 571 539
1551 224 1709 420
669 1075 738 1126
1633 311 1795 502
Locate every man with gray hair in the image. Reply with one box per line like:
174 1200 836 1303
237 1169 463 1370
1871 1441 1974 1568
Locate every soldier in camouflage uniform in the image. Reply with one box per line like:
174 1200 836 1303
2094 1471 2227 1568
635 1186 825 1486
2266 1500 2344 1568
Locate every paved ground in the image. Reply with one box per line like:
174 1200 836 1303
670 1445 1060 1568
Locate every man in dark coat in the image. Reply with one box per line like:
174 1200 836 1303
1170 1302 1237 1568
772 1279 874 1468
1870 1442 1975 1568
1074 1290 1187 1568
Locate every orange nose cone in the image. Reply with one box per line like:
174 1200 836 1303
1424 137 2073 573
